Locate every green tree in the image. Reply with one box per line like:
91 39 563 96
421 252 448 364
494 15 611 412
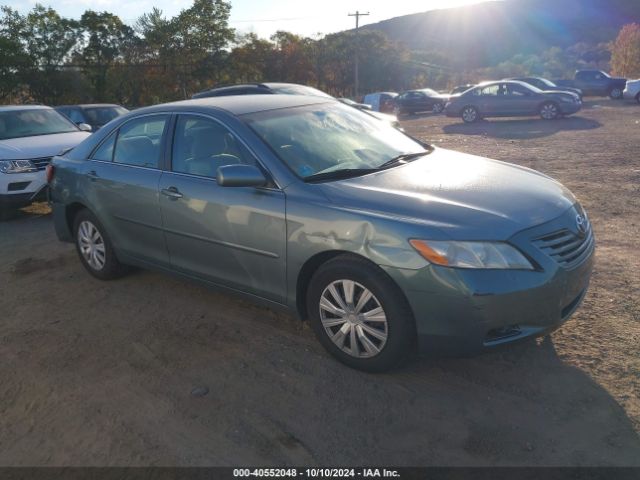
76 11 134 101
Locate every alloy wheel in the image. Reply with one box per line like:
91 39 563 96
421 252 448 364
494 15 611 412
541 103 558 120
319 280 388 358
462 107 477 123
78 220 106 271
610 88 622 99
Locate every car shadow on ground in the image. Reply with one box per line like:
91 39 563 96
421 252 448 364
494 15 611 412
442 116 602 140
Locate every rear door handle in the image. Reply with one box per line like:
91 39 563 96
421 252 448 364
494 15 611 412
161 187 183 200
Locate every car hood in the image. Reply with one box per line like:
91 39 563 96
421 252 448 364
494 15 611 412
0 131 91 159
319 148 576 240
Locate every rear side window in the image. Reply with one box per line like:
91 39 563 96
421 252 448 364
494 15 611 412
113 115 168 169
91 133 116 161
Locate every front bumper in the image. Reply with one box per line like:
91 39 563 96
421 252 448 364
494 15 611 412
559 102 582 115
623 87 639 100
0 170 48 209
382 206 595 356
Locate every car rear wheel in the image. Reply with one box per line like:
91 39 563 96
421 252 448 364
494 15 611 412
540 102 560 120
461 106 479 123
74 209 128 280
306 255 415 372
609 88 623 100
433 103 444 114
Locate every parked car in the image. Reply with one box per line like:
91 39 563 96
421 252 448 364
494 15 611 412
0 106 91 212
555 70 627 99
49 95 594 371
55 104 129 131
445 81 582 123
450 84 476 95
507 77 583 100
394 89 449 115
363 92 398 113
339 98 401 129
192 83 333 99
623 79 640 103
194 82 400 129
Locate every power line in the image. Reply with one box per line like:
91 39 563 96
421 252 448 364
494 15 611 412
348 10 369 98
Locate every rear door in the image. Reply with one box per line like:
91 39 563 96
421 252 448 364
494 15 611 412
84 114 170 266
158 113 287 303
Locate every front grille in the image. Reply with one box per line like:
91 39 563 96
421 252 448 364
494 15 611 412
534 226 594 269
30 157 53 171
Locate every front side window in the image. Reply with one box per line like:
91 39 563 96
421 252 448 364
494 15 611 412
481 85 500 96
172 115 256 178
0 109 78 140
113 115 168 168
91 133 116 162
244 102 428 179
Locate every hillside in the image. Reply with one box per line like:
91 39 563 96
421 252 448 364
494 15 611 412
362 0 640 68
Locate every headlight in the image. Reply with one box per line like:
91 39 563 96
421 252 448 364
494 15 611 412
409 239 534 270
0 159 38 174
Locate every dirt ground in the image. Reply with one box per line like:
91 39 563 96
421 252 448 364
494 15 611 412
1 99 639 466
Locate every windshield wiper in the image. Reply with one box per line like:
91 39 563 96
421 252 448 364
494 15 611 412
377 151 430 170
303 168 378 183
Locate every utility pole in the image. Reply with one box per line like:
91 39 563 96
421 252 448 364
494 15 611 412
348 10 369 99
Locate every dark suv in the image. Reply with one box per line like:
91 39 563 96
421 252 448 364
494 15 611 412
55 104 129 132
192 83 333 99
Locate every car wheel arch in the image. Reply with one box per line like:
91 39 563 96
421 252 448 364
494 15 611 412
66 202 91 236
294 250 403 322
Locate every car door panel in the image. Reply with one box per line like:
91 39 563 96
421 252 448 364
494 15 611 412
159 174 286 302
84 162 167 265
84 114 170 265
158 113 287 303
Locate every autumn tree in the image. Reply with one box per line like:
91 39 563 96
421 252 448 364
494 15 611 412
611 23 640 77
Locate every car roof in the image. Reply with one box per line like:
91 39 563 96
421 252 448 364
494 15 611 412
0 105 53 112
133 94 335 117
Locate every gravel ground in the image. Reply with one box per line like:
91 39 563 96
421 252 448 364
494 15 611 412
0 99 639 466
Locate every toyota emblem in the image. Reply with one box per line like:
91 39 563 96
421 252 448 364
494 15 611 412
576 214 588 236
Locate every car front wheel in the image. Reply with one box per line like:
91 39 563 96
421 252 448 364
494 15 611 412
609 88 623 100
433 103 444 114
461 106 479 123
74 209 128 280
306 255 415 372
540 102 560 120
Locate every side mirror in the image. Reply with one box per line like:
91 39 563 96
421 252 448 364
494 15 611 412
217 164 268 188
78 123 93 132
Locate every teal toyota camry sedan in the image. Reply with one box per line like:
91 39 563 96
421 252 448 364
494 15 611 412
48 95 594 371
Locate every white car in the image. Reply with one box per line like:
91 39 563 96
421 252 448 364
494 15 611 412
623 79 640 103
0 106 91 211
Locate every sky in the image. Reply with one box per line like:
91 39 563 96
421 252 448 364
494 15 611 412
4 0 489 38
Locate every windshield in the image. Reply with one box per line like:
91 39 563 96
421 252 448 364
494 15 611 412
83 106 128 125
243 102 428 180
537 78 556 88
0 109 78 140
269 84 333 98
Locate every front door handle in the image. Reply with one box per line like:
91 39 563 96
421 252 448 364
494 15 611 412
87 170 98 182
161 187 183 200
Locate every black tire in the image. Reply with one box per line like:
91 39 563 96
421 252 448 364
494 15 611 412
609 87 623 100
73 209 128 280
636 93 640 104
461 105 480 123
306 255 416 372
433 102 444 114
539 101 560 120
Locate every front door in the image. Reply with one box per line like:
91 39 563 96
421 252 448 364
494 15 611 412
158 114 287 303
